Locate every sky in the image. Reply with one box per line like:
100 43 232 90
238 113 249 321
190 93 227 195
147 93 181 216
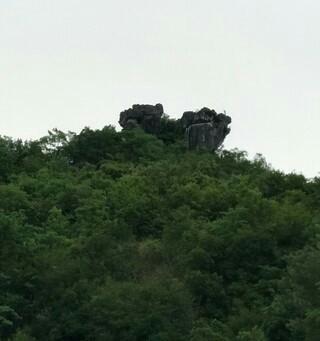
0 0 319 177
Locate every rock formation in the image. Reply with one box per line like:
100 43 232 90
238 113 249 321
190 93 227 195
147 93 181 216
119 104 164 134
118 104 231 151
181 108 231 151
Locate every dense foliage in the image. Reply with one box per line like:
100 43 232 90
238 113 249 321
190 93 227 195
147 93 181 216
1 123 320 340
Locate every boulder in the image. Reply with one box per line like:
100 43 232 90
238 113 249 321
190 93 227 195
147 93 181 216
183 108 231 151
119 104 164 134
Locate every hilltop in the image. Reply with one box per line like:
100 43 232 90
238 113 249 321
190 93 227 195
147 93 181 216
0 108 320 341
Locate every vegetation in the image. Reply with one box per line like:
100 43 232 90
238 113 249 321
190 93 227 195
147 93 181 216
1 122 320 340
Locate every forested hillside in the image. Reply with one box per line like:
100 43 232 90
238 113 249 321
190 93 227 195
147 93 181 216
1 123 320 340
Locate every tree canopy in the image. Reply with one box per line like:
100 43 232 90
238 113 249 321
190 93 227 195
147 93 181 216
0 123 319 340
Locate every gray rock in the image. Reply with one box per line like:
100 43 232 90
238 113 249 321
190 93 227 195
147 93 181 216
119 104 164 134
181 107 218 129
183 108 231 151
118 104 231 152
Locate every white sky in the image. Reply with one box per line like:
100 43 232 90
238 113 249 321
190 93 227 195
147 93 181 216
0 0 319 177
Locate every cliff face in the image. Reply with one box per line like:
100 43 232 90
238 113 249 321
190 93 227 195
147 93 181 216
119 104 231 151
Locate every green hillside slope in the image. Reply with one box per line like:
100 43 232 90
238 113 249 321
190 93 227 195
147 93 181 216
1 125 320 340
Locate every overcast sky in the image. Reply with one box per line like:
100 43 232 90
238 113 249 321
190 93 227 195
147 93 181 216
1 0 319 177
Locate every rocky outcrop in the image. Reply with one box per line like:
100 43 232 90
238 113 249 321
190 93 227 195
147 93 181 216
182 108 231 151
119 104 164 134
118 104 231 151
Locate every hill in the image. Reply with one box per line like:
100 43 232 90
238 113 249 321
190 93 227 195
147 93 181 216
0 121 320 340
